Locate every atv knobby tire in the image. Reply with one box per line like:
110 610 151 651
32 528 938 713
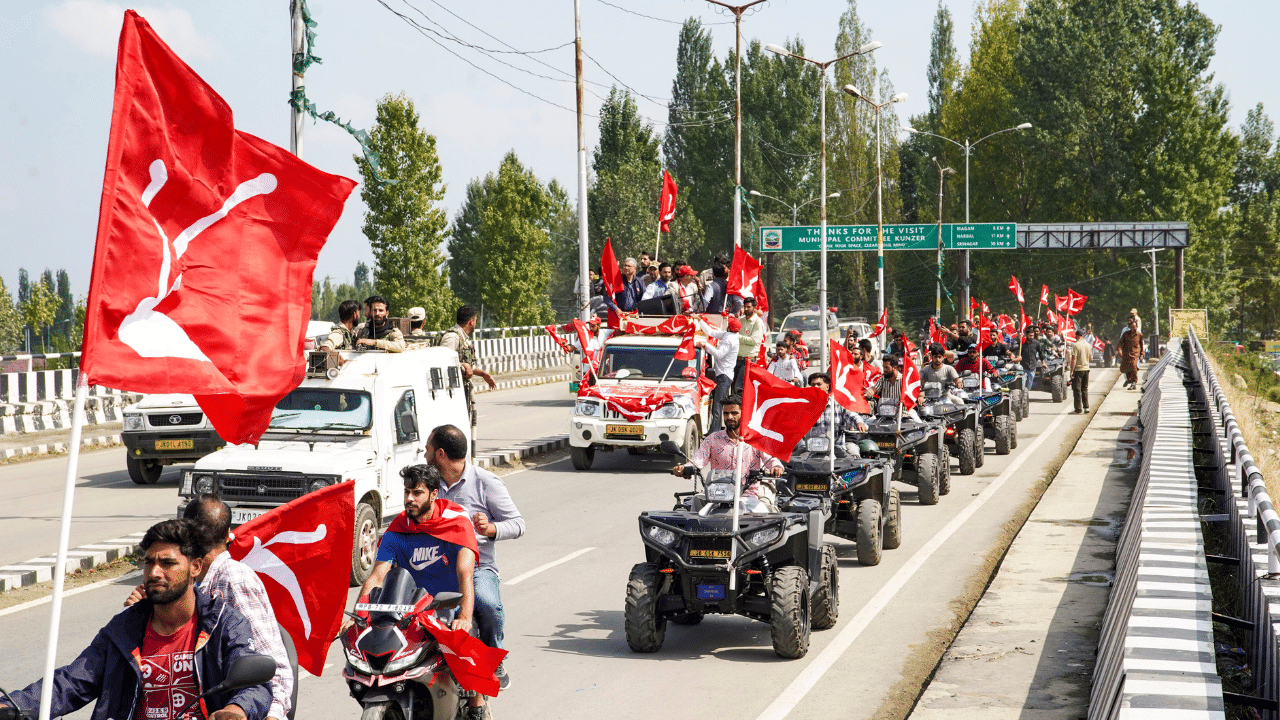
811 544 839 630
957 428 976 475
855 498 883 566
974 425 986 468
571 445 595 471
624 563 666 652
1021 387 1030 417
1050 375 1066 403
994 414 1012 455
1009 415 1019 449
769 566 811 658
939 450 952 496
916 452 940 506
883 487 902 550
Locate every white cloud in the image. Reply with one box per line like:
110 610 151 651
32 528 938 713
47 0 215 60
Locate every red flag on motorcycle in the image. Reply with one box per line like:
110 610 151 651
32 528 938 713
829 339 871 414
740 363 828 460
1039 284 1050 305
869 307 888 338
79 11 357 445
229 482 355 676
1009 276 1025 303
417 614 508 696
658 170 678 232
900 350 923 411
1066 288 1087 315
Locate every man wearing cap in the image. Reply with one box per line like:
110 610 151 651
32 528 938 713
320 299 361 351
404 306 430 342
695 315 740 432
440 306 497 432
675 265 703 313
641 263 674 302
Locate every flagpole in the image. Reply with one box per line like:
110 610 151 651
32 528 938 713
38 376 89 720
655 169 664 262
729 441 744 592
290 0 305 158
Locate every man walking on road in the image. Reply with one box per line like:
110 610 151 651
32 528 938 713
429 424 525 692
440 306 498 433
1068 332 1093 413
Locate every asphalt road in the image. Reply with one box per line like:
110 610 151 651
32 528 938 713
0 370 1119 720
0 381 574 569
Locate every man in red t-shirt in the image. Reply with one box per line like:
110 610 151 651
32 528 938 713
2 519 270 720
954 342 997 389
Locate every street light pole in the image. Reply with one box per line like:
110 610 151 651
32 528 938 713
290 0 305 158
906 122 1031 322
706 0 767 252
574 0 590 322
932 157 955 324
1146 249 1162 356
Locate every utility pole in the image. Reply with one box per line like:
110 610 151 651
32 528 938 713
1147 249 1161 357
932 157 954 324
705 0 767 252
290 0 305 158
575 0 590 322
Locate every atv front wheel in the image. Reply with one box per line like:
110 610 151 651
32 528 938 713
624 563 666 652
570 445 595 471
1050 375 1066 403
916 452 940 506
883 488 902 550
855 498 883 565
957 428 976 475
811 544 839 629
769 566 811 658
994 414 1012 455
1021 388 1030 417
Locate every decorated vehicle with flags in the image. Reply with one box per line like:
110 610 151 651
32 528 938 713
567 315 720 471
1039 351 1069 403
992 358 1030 423
177 345 472 585
959 369 1017 456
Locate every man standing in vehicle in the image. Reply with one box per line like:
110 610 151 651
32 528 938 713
440 306 498 432
320 299 361 351
3 519 270 720
734 296 767 393
355 295 406 352
695 314 740 433
670 395 784 511
429 424 525 692
1067 330 1094 413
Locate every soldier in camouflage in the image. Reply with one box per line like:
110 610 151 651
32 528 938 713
439 306 496 429
356 295 406 352
320 299 361 351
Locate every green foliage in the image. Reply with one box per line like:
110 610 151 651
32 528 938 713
355 93 455 330
20 279 58 353
0 277 21 354
473 151 554 327
312 261 376 323
544 179 582 321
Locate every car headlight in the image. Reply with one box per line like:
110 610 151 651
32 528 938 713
123 413 143 432
574 401 600 417
646 525 677 546
382 646 427 674
193 474 215 495
653 403 682 419
805 437 830 453
309 476 339 493
705 482 735 502
749 527 781 546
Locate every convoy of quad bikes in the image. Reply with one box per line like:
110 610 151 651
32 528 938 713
623 351 1068 659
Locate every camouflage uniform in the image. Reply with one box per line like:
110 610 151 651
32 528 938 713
439 325 478 427
320 323 357 351
356 322 406 352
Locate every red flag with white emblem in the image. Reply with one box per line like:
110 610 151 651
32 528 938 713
1093 336 1105 352
900 350 923 411
740 363 828 460
869 307 888 338
1039 284 1050 305
1054 294 1069 313
659 170 678 232
1066 288 1087 315
829 339 870 414
1020 305 1031 332
229 482 355 675
726 247 769 315
79 11 356 445
1009 276 1025 303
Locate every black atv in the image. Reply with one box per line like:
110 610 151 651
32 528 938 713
992 359 1029 425
916 381 980 476
785 436 900 566
1039 353 1068 403
625 441 836 659
858 399 946 505
959 371 1016 456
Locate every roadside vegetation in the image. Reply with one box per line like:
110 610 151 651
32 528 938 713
1206 345 1279 500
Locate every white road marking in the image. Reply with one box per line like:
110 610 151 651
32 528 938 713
0 570 141 618
755 404 1074 720
504 547 596 586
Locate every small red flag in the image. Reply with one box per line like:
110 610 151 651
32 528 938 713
900 351 923 411
741 363 828 460
1009 276 1025 303
869 308 888 338
1093 336 1105 352
229 482 355 676
80 11 357 445
600 237 623 296
829 339 871 414
727 247 769 316
659 170 678 233
1066 288 1087 315
1039 284 1050 305
545 325 574 355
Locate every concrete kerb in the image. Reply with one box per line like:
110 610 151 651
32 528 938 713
0 433 122 460
0 532 145 593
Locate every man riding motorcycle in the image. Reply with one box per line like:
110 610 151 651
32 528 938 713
670 394 784 513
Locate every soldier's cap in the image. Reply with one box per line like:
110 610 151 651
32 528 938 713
408 307 426 322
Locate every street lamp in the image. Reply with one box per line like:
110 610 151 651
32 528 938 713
905 122 1031 320
705 0 769 252
767 40 881 372
749 190 840 304
842 83 907 329
931 157 955 324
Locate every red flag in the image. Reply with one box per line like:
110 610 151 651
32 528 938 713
981 301 991 316
600 237 623 296
740 364 828 460
1009 276 1025 303
1054 294 1068 313
1039 284 1050 305
79 11 356 445
997 314 1016 336
1020 305 1031 332
675 325 696 361
900 351 923 411
1047 309 1059 325
545 325 574 355
864 363 882 390
829 339 871 414
869 308 888 338
228 482 355 675
416 613 507 696
1093 336 1105 352
928 317 946 346
1066 288 1087 315
727 247 769 315
659 170 678 233
970 297 980 311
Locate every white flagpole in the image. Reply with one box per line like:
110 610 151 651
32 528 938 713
829 396 837 474
39 375 89 720
729 440 743 592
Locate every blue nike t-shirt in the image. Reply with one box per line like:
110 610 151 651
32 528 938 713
376 531 462 595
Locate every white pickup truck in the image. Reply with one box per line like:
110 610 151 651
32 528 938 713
568 316 724 471
176 344 472 584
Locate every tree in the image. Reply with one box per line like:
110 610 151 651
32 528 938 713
901 2 962 224
473 151 554 327
20 280 57 353
446 179 485 308
355 93 455 329
0 278 20 354
544 179 581 320
54 269 74 343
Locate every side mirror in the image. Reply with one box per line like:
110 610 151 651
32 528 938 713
659 440 684 458
173 654 275 718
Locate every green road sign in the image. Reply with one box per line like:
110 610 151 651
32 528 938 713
759 223 1016 252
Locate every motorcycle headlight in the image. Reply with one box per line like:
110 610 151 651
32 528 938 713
749 527 781 546
345 645 374 674
805 437 830 453
193 474 215 495
705 482 735 502
574 401 601 417
653 403 682 419
123 413 143 432
382 646 427 674
646 525 677 546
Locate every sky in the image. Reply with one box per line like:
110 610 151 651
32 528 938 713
0 0 1275 301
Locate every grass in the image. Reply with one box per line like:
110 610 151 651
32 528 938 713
1206 345 1279 502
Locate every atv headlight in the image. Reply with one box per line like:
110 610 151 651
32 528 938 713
653 403 682 419
705 482 735 502
574 401 601 417
805 437 830 453
749 527 781 546
382 646 427 674
646 525 677 546
906 430 925 443
123 413 143 432
193 474 215 495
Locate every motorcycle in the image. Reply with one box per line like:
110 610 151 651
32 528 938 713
341 567 469 720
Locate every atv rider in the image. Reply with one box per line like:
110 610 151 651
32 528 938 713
870 354 922 423
919 343 965 404
954 342 998 391
805 372 868 457
670 394 784 513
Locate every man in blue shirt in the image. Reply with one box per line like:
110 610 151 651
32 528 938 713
605 257 646 312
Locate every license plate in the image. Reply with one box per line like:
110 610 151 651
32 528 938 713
355 603 416 614
697 584 726 600
796 483 828 492
155 438 194 451
605 424 644 436
877 441 896 450
689 548 731 558
230 507 265 524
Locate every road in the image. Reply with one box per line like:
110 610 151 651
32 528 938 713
0 381 574 569
0 370 1118 720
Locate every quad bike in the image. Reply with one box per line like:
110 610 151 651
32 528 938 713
785 435 900 566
